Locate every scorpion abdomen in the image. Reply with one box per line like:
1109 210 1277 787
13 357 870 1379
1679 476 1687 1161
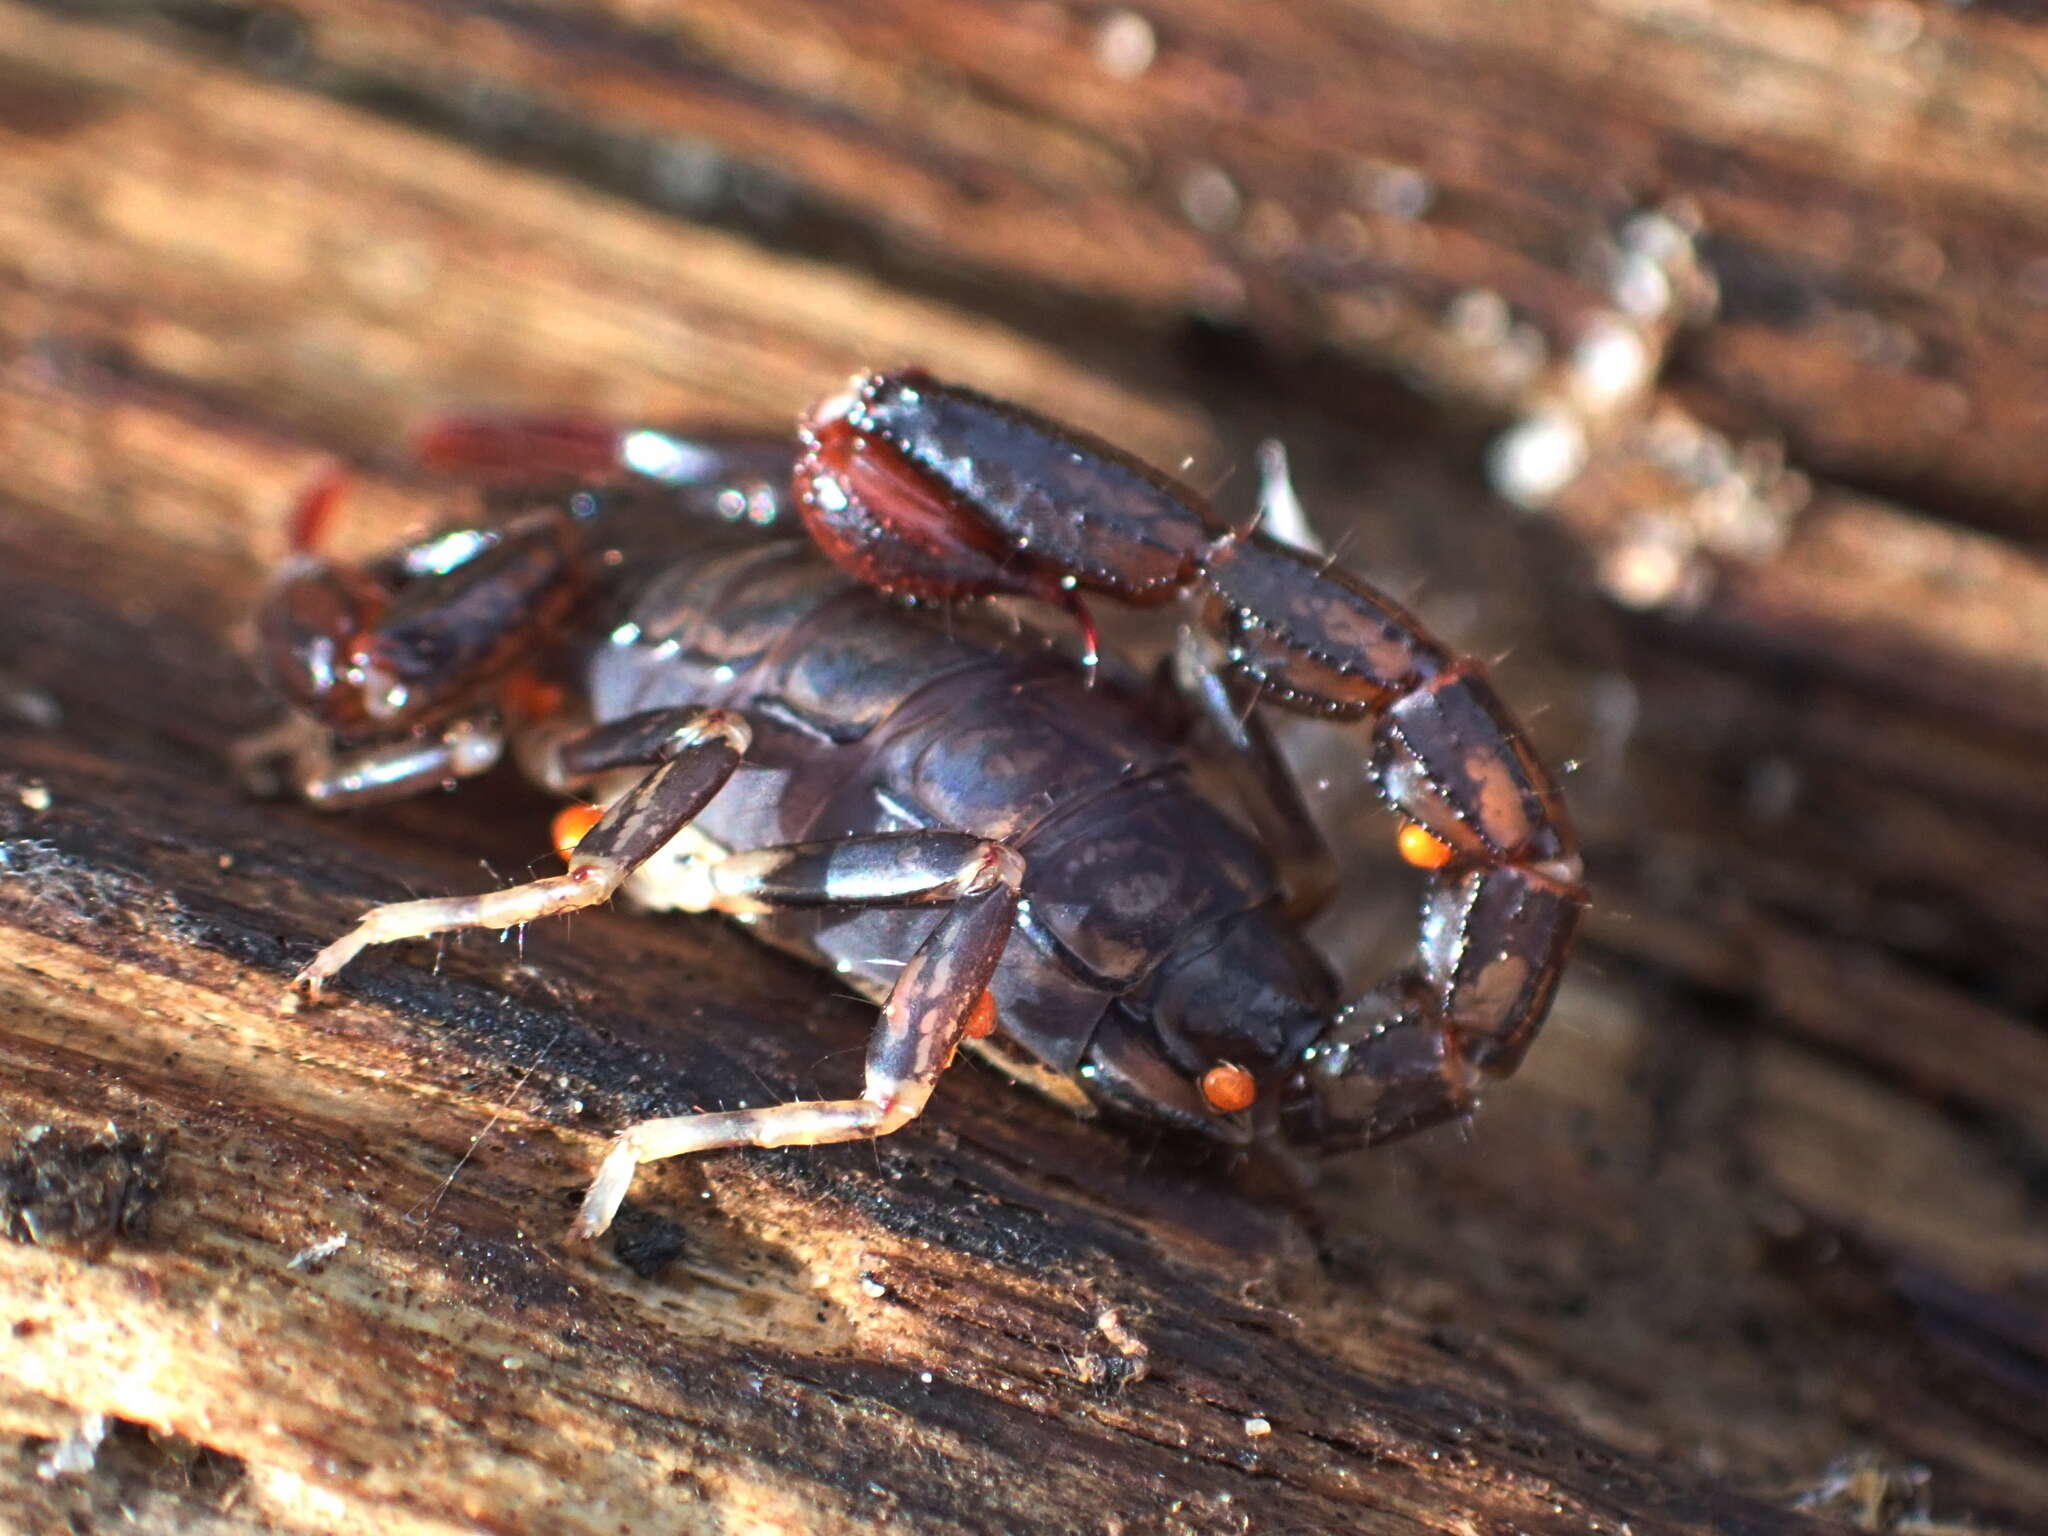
588 532 1304 1092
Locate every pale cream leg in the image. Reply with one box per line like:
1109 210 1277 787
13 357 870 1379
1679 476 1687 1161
573 1090 927 1240
290 857 625 1001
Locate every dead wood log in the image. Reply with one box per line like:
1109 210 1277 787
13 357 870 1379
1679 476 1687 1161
2 0 2046 1530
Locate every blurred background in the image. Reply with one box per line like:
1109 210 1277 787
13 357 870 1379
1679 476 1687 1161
1 0 2044 1530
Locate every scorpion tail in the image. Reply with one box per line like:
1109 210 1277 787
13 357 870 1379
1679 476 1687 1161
1278 847 1585 1155
1201 532 1586 1153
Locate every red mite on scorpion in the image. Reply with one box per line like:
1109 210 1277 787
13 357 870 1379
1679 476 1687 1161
244 371 1586 1241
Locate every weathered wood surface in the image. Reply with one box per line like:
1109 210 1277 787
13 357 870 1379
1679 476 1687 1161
2 0 2046 1531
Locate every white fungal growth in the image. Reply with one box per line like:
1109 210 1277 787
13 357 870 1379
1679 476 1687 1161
1094 10 1157 79
1488 409 1588 509
621 430 722 485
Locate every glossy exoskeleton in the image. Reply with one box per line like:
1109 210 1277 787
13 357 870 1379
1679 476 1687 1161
245 371 1585 1240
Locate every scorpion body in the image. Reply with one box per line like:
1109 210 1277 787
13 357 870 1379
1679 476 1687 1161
248 372 1585 1241
586 528 1335 1141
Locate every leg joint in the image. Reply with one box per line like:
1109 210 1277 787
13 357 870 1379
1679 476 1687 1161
965 842 1026 896
663 708 751 760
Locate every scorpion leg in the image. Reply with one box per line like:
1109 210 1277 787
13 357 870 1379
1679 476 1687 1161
288 707 749 1001
1166 627 1338 920
1249 438 1324 556
270 716 505 807
573 832 1024 1239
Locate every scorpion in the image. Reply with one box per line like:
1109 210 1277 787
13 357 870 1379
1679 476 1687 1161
244 370 1585 1241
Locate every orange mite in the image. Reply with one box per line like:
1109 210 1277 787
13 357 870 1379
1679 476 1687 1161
503 672 568 724
1396 821 1456 870
964 988 999 1040
940 990 1000 1072
1200 1062 1258 1114
551 802 605 863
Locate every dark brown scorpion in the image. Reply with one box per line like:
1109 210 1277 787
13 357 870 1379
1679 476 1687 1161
243 370 1585 1240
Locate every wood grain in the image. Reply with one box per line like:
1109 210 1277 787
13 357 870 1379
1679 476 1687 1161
2 0 2045 1531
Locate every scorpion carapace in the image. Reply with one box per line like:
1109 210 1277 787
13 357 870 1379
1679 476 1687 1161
245 371 1585 1241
